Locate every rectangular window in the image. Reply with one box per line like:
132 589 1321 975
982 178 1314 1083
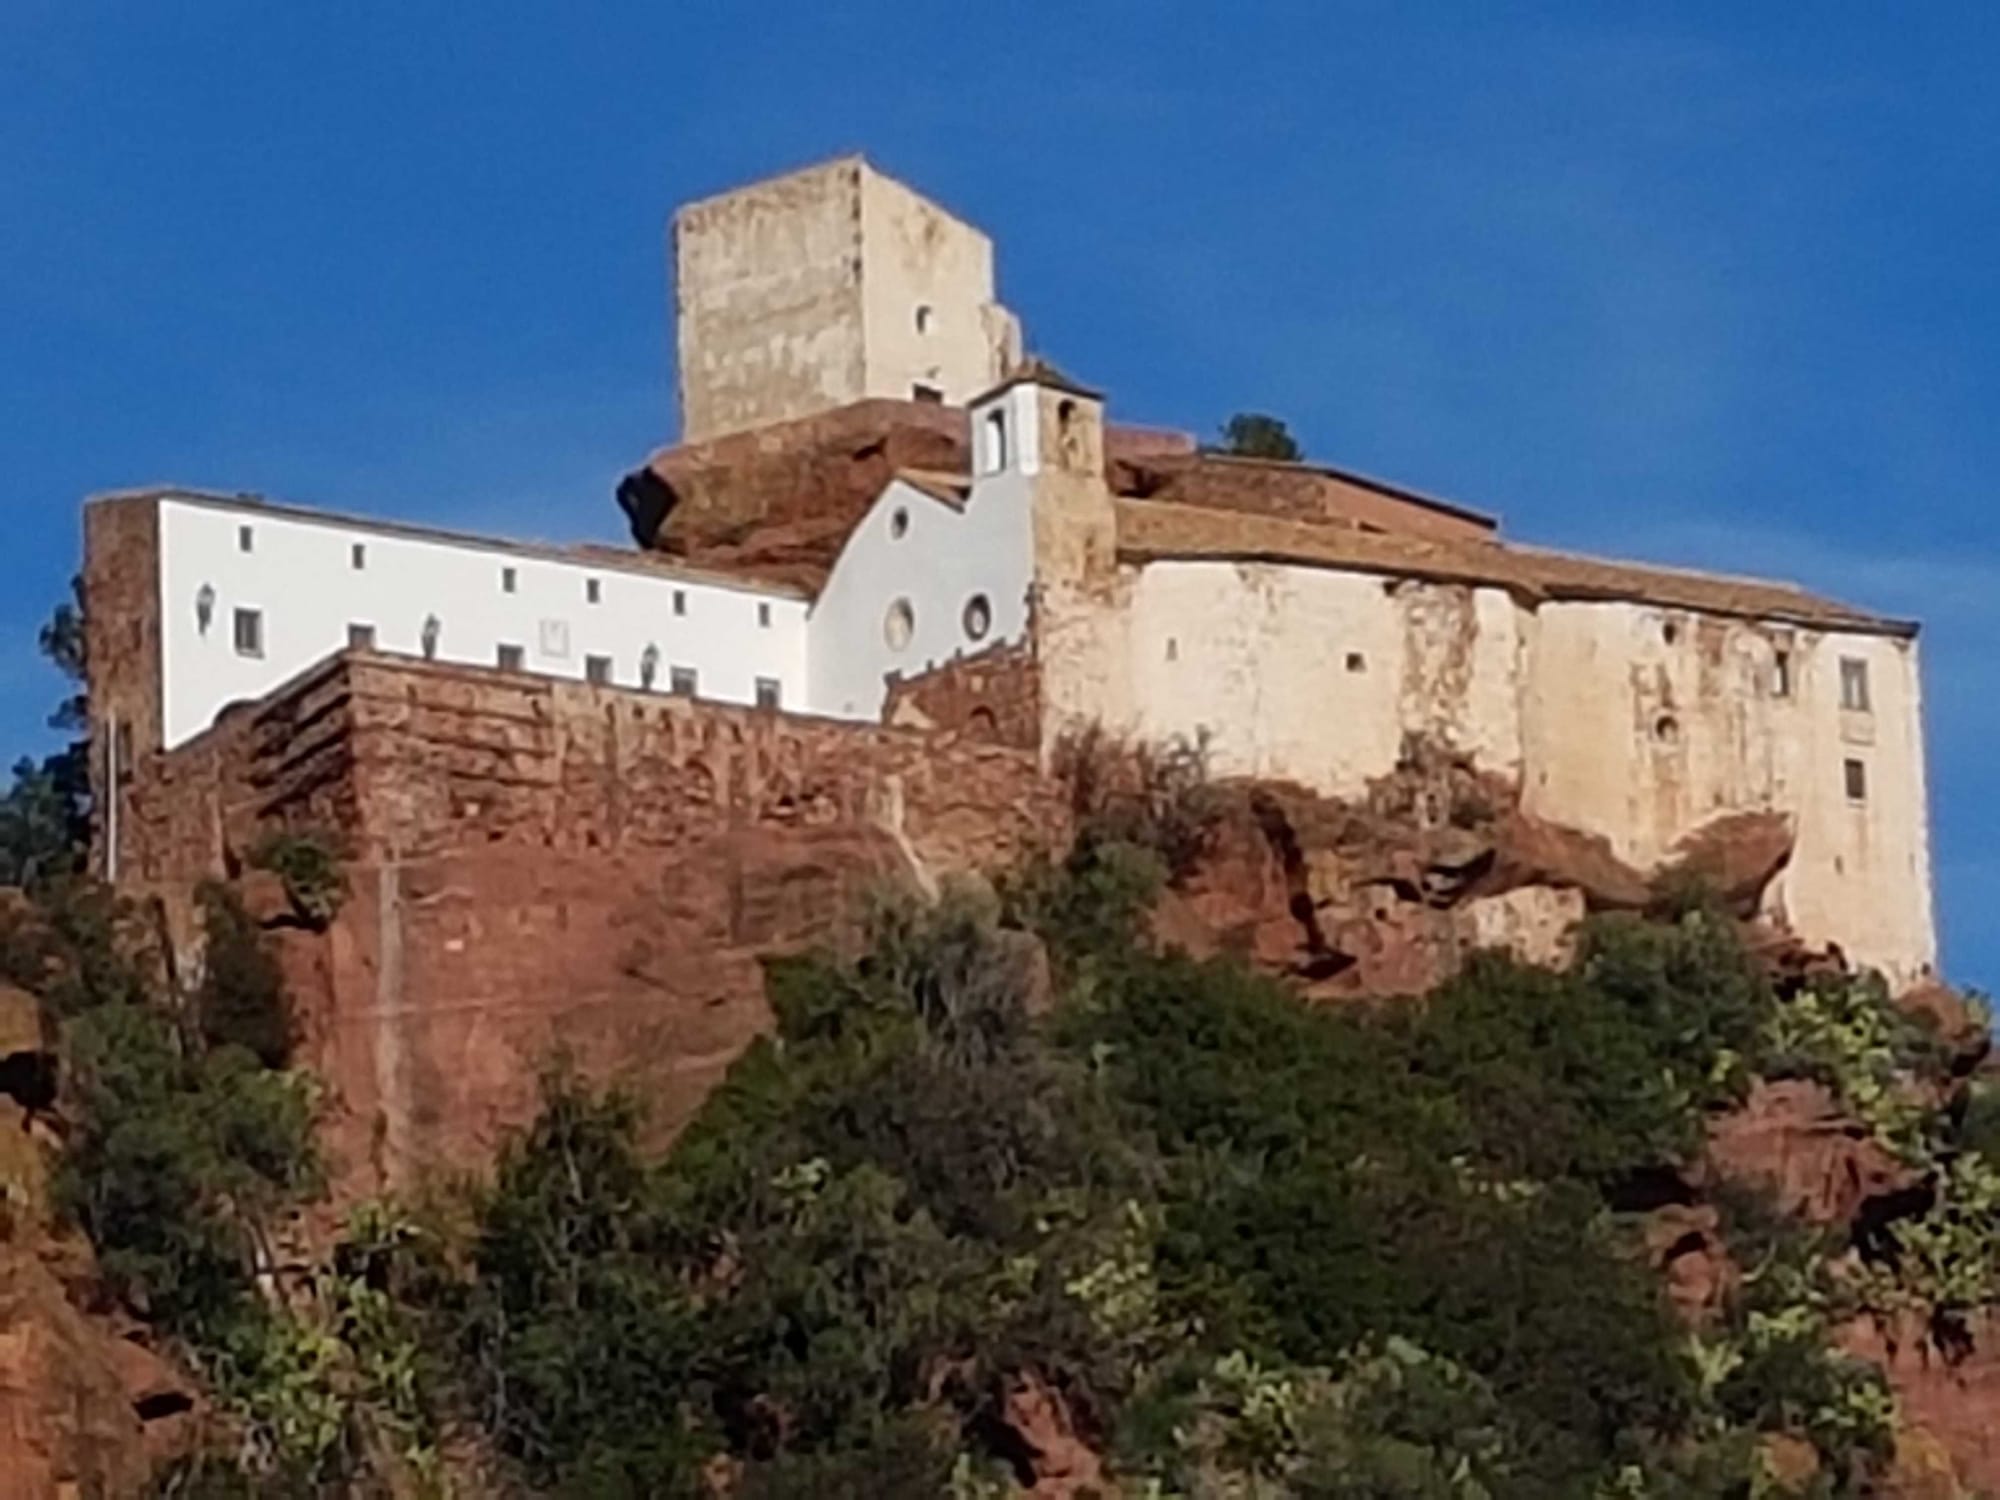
238 524 254 553
912 383 944 404
586 578 602 605
673 589 687 617
347 623 376 650
496 643 524 672
233 607 263 657
757 601 772 628
983 408 1009 473
1844 757 1868 802
669 665 697 697
1773 649 1792 698
501 566 518 594
351 542 367 571
1840 656 1871 712
755 676 781 709
585 654 613 686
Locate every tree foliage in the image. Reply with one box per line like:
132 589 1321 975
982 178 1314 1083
1215 412 1305 462
2 581 93 887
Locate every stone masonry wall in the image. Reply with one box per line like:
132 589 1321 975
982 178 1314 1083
883 639 1042 750
123 652 1064 1193
82 496 165 880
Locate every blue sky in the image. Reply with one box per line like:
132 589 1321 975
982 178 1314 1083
3 3 1995 984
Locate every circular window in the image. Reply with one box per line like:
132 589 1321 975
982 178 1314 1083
962 593 992 642
889 507 910 539
884 598 915 651
1654 714 1680 743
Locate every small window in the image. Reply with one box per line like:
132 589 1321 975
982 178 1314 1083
1655 714 1680 744
497 643 524 672
983 408 1009 473
884 598 915 651
351 542 367 570
911 383 944 404
586 577 602 605
1165 638 1179 663
1773 649 1792 698
1345 651 1366 673
962 593 992 642
238 524 254 553
1662 620 1679 646
501 566 518 594
538 618 570 659
1844 757 1868 802
1840 657 1871 712
232 607 263 657
347 623 376 650
673 590 687 617
114 722 134 782
669 665 698 697
914 304 933 334
755 676 781 710
889 507 910 539
757 601 772 628
585 655 612 686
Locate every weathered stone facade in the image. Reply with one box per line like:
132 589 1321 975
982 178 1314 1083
673 157 1021 442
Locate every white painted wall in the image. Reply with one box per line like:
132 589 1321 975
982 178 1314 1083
1042 545 1937 985
806 471 1034 720
155 498 809 748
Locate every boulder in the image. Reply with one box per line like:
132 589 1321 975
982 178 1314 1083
1473 811 1652 911
1897 981 1991 1074
1641 1201 1736 1325
1664 811 1795 916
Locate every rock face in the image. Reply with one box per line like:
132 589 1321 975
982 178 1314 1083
1704 1078 1923 1229
1151 746 1794 1000
119 653 1065 1196
1002 1371 1105 1499
1842 1315 2000 1498
0 981 194 1499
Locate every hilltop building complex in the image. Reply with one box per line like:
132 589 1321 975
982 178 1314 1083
79 157 1936 1182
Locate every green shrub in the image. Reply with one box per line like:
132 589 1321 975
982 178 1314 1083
56 1000 319 1336
193 882 297 1069
248 828 348 927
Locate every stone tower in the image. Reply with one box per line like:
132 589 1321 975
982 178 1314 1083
671 156 1023 442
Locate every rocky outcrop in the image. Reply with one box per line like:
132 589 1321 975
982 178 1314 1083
1841 1314 2000 1498
0 981 196 1499
1641 1201 1736 1325
1664 812 1795 918
1151 746 1795 1000
1705 1079 1923 1229
1001 1371 1105 1499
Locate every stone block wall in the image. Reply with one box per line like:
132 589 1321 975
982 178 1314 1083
122 651 1065 1192
884 640 1042 750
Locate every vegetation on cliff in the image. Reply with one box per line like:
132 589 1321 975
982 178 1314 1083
1 588 1991 1496
6 799 1993 1495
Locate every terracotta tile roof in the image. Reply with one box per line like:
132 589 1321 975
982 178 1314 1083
968 356 1102 406
1114 498 1917 637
